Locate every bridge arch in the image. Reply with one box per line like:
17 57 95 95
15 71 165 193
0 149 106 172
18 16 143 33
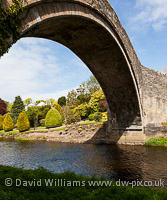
7 0 144 141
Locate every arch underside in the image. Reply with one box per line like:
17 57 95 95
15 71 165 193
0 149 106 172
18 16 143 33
20 2 142 128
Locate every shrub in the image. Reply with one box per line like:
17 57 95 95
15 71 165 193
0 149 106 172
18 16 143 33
58 96 66 107
94 112 102 122
17 111 30 132
88 114 94 121
161 122 167 126
102 112 107 120
0 114 3 130
3 114 14 132
78 128 82 133
0 98 7 116
45 108 62 128
55 104 62 112
39 119 45 127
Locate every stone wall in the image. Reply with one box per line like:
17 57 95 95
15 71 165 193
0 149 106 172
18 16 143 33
142 66 167 127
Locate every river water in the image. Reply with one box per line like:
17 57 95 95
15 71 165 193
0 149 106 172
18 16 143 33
0 138 167 186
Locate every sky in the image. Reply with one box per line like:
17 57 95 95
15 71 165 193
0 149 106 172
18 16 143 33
1 0 167 102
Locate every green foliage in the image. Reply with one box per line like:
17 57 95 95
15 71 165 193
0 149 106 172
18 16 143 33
0 114 3 130
74 103 89 119
54 104 62 112
88 114 94 121
17 111 30 132
94 112 102 122
47 98 55 107
45 108 62 128
77 94 91 105
3 113 14 131
67 89 78 106
24 98 32 106
60 106 81 124
81 75 101 95
39 119 45 127
102 112 107 120
88 89 105 113
38 105 51 121
58 96 66 107
145 138 167 146
78 128 82 133
1 165 167 200
11 96 25 124
7 102 13 112
26 105 51 127
35 100 46 105
26 106 40 128
161 122 167 126
0 0 23 57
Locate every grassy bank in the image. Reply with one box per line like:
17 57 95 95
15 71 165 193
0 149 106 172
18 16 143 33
145 138 167 146
0 165 167 200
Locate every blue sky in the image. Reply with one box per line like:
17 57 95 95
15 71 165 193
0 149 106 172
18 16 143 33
1 0 167 102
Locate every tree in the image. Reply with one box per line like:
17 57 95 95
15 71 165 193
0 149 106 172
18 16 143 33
54 104 62 112
58 96 66 107
7 102 13 112
47 98 56 107
60 106 81 124
74 103 89 119
35 100 47 105
98 98 107 112
24 98 32 106
0 98 7 116
45 108 62 128
17 111 30 132
67 89 78 106
0 114 3 130
26 106 40 129
11 96 25 124
3 114 14 132
94 112 102 122
38 105 51 121
82 75 101 95
88 89 105 113
60 106 71 125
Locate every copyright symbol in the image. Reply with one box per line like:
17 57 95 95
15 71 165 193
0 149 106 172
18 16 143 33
5 178 13 186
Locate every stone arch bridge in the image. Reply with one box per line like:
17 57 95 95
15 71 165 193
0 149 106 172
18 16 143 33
2 0 167 144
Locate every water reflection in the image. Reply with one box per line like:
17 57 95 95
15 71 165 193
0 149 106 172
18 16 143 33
0 138 167 186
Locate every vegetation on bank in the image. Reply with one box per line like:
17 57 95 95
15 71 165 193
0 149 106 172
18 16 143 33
0 75 107 135
145 138 167 147
15 137 36 141
0 165 167 200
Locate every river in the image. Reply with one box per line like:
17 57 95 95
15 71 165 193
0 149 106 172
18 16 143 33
0 138 167 186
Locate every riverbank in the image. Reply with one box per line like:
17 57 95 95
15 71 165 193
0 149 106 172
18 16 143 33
145 137 167 147
0 165 167 200
0 122 106 144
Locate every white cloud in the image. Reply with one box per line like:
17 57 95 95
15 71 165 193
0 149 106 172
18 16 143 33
0 38 62 101
131 0 167 31
0 37 91 102
21 88 72 102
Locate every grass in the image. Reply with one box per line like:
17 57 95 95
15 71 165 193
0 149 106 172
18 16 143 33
50 127 66 131
25 129 49 133
145 137 167 146
0 165 167 200
15 137 36 141
78 121 99 125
